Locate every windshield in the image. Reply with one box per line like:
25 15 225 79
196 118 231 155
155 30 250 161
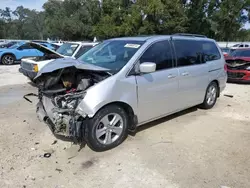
56 43 79 56
78 40 144 71
231 49 250 57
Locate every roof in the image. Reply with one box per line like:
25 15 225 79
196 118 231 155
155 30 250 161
108 34 214 42
232 47 250 50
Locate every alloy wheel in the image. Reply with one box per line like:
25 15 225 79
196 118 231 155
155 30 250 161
95 113 124 145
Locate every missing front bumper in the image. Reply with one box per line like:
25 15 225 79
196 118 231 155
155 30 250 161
36 101 85 143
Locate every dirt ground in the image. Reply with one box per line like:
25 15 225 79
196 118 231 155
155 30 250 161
0 65 250 188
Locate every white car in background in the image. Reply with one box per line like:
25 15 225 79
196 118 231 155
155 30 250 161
230 43 250 49
19 42 98 80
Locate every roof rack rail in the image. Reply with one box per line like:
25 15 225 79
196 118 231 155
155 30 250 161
172 33 207 38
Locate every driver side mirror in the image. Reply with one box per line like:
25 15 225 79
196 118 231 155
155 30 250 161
139 62 156 73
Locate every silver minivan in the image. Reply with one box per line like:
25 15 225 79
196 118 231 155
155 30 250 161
35 34 227 151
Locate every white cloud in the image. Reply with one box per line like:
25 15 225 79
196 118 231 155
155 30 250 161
0 0 47 11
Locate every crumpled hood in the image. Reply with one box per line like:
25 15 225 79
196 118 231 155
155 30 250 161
34 58 110 79
225 56 250 62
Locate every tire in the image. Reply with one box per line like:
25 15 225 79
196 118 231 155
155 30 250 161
1 54 16 65
85 105 129 152
200 82 218 109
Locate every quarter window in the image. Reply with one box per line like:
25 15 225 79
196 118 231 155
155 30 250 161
139 40 173 70
19 43 34 50
202 41 221 61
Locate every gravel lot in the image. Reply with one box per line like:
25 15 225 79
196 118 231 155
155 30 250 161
0 65 250 188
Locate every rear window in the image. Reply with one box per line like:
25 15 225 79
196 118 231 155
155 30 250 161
174 39 221 67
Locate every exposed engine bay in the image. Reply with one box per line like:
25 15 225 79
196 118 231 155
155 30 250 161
35 66 110 142
226 59 250 70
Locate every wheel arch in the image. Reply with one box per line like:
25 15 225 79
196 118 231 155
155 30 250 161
1 53 16 60
92 101 137 131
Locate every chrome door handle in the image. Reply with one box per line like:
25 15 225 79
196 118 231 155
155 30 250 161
181 72 189 76
168 74 176 79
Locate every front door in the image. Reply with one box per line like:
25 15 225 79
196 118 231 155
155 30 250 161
136 40 180 123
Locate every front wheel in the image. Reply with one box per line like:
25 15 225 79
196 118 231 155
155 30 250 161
200 82 218 109
1 54 16 65
85 105 129 151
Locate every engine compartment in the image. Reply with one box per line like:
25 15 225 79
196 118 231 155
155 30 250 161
36 67 110 141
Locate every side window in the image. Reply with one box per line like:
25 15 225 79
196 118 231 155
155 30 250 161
174 40 204 67
74 45 93 59
239 44 244 47
174 40 221 67
19 43 33 50
202 41 221 61
139 40 173 71
245 44 249 47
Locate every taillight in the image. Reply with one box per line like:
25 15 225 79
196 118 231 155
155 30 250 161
224 64 227 71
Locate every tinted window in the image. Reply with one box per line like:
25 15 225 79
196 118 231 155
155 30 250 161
174 40 220 67
239 44 244 47
174 40 204 66
75 45 93 59
202 41 221 61
245 44 249 47
139 40 173 70
19 43 34 49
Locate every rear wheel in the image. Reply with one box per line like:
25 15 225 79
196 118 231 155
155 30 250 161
85 105 129 151
1 54 16 65
200 82 218 109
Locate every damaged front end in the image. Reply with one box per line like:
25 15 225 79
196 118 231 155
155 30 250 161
35 59 111 142
226 59 250 70
226 58 250 81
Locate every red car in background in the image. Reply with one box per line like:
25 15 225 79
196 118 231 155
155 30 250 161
226 48 250 83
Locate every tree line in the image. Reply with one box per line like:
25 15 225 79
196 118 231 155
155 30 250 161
0 0 250 41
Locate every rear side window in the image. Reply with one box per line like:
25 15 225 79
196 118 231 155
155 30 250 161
202 41 221 61
19 43 34 49
174 40 221 67
140 40 173 70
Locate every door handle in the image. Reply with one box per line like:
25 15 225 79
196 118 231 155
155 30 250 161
168 74 176 79
181 72 189 76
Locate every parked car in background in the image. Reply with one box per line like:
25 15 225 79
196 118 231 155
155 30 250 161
220 47 231 57
0 40 6 45
226 48 250 83
0 41 19 48
56 42 98 59
20 42 98 80
32 40 60 51
34 34 227 151
0 41 51 65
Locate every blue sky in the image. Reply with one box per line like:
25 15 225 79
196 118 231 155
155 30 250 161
0 0 249 29
0 0 47 11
